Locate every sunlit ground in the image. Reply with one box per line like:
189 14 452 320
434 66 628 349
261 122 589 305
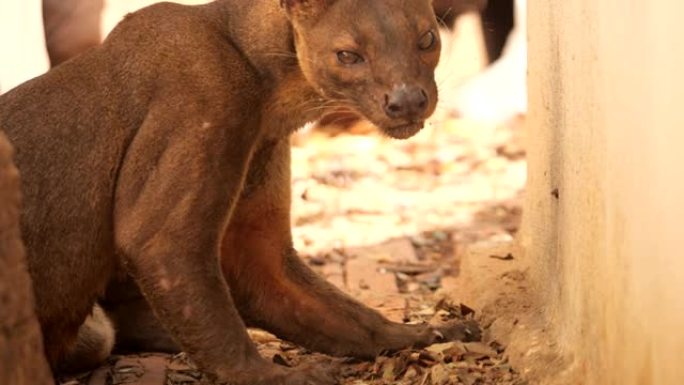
291 117 526 256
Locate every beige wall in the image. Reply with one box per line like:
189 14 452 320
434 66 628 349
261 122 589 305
523 1 684 384
0 0 50 93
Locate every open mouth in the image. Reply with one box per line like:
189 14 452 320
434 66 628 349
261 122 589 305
382 121 425 139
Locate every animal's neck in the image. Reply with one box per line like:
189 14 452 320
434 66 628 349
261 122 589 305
204 0 298 80
203 0 330 134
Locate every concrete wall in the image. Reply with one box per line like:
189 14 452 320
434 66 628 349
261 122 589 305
522 1 684 384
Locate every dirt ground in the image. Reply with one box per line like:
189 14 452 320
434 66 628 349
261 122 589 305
57 113 527 385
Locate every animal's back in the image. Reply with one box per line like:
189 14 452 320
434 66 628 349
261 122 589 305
0 47 132 327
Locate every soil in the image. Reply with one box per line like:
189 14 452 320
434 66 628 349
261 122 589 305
57 113 527 385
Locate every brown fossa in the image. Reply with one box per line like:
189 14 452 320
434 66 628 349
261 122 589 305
0 0 479 383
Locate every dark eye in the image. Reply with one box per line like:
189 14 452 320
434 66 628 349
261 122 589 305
418 30 437 50
337 51 364 65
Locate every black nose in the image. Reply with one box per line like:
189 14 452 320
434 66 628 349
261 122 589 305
383 85 428 120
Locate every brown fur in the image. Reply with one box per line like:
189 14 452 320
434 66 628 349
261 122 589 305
1 1 478 383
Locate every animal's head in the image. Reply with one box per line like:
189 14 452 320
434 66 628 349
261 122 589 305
282 0 441 139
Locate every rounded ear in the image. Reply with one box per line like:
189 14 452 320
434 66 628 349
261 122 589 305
280 0 335 20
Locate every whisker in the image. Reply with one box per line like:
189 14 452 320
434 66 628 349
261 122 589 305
435 7 454 29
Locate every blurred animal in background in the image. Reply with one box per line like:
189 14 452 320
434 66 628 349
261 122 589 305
42 0 105 67
0 0 208 93
438 0 527 124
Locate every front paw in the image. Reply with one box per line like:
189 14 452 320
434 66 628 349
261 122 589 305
360 319 482 355
430 319 482 344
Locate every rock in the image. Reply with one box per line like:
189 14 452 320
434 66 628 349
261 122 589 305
0 130 53 384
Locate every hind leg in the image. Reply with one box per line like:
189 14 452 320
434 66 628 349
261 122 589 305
101 276 180 354
48 305 114 374
221 139 479 358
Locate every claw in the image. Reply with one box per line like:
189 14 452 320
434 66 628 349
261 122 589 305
432 328 445 342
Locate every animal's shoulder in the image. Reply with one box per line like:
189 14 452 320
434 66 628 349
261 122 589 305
101 3 263 106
